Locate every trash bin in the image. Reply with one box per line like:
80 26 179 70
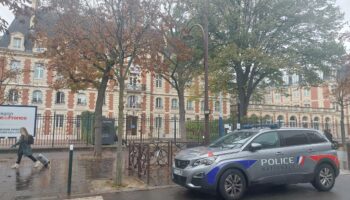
101 118 116 145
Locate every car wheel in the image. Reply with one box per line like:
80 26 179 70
219 169 246 200
312 163 335 192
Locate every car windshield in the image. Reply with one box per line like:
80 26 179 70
209 131 258 149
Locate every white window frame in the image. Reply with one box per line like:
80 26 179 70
155 97 163 109
77 93 87 106
32 90 43 104
56 91 65 104
34 63 45 79
155 75 162 88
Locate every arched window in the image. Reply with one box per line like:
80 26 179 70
325 117 331 130
277 115 284 127
289 116 297 127
55 91 65 104
264 115 272 124
32 90 43 104
155 97 163 109
214 101 220 112
77 93 87 106
8 89 19 103
313 117 320 130
171 98 178 109
302 116 308 128
250 114 259 124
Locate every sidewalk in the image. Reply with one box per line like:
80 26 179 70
0 150 149 200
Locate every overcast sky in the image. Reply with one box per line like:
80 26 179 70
1 0 350 37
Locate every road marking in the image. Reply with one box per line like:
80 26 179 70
65 196 104 200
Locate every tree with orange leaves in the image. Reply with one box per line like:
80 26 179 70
39 0 159 185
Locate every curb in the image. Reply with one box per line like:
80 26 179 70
26 185 179 200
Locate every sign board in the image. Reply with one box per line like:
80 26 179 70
0 105 37 138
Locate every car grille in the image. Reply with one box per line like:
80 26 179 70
173 174 187 185
175 159 190 169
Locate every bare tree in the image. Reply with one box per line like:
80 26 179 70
331 64 350 145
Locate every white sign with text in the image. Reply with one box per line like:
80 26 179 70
0 106 37 138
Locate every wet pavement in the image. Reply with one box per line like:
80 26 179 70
0 150 129 200
103 175 350 200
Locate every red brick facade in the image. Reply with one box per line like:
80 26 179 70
23 59 31 84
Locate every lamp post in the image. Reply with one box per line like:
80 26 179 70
182 0 210 144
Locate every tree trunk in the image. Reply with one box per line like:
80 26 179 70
340 101 346 146
116 77 125 185
238 89 250 120
93 73 109 157
177 88 186 142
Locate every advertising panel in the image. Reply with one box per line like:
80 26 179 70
0 105 37 138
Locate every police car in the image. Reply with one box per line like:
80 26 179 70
172 126 339 200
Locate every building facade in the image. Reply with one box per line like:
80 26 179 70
0 13 231 140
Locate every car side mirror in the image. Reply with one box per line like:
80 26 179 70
250 143 262 152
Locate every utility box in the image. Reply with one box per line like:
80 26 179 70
101 118 116 145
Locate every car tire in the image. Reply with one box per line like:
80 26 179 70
312 163 335 192
219 169 246 200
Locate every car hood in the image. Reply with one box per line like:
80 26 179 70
175 146 241 160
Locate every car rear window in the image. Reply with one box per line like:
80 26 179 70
279 131 308 147
306 131 327 144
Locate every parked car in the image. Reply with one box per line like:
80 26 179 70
172 127 339 200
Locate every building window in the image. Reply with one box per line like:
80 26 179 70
76 115 81 128
214 101 220 112
304 89 310 97
12 37 22 49
155 74 162 88
313 117 320 130
10 60 21 70
291 74 299 84
302 116 308 128
155 97 163 109
155 116 162 128
34 63 44 79
55 91 65 104
200 101 204 111
277 115 284 127
264 115 272 124
8 89 19 103
32 90 43 104
304 104 310 107
77 93 87 106
171 98 178 109
187 100 193 110
128 95 139 108
55 114 64 128
325 117 331 130
289 116 297 127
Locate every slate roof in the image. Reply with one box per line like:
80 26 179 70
0 11 57 52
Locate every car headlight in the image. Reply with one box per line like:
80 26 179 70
192 157 217 167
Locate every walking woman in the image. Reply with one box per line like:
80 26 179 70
11 127 41 169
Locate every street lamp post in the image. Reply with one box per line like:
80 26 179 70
182 0 210 144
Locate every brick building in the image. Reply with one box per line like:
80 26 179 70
0 12 231 140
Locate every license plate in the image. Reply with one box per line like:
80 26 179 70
174 168 183 176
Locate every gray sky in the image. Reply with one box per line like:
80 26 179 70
1 0 350 37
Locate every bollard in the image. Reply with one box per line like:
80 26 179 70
67 144 74 195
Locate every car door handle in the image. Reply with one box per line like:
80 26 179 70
276 152 284 155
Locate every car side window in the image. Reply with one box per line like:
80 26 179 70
307 131 327 144
279 131 308 147
252 132 280 149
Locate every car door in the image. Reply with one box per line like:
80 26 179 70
244 131 285 184
277 130 311 183
304 130 329 175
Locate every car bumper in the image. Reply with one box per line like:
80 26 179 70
171 167 216 192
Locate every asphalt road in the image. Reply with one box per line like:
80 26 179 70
103 175 350 200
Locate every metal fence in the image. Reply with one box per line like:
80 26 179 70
1 114 349 148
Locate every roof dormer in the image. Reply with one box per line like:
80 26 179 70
8 32 25 51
